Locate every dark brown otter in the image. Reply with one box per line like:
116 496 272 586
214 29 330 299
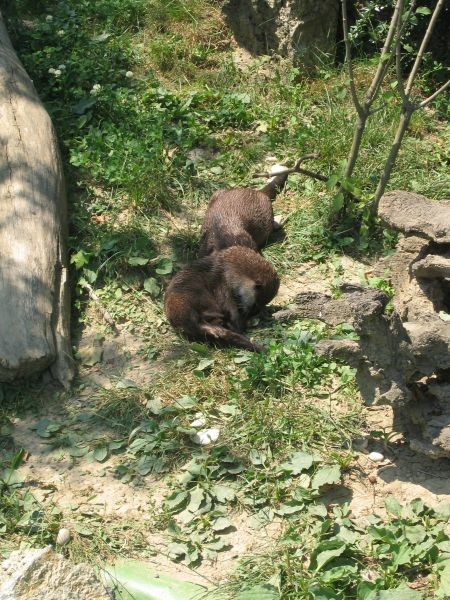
198 155 318 257
164 246 280 352
198 173 285 257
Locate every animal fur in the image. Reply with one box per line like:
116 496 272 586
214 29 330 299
198 168 291 257
164 246 280 352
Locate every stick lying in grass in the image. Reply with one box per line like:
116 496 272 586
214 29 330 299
252 153 324 181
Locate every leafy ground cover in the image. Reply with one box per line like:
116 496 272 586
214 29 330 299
1 0 450 598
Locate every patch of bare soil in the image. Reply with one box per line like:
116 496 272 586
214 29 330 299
348 405 450 522
9 254 450 586
276 255 368 305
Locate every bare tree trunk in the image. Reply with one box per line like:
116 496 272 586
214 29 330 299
372 107 413 213
0 13 74 387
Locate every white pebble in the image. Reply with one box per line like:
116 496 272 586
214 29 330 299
190 415 206 428
191 428 220 445
368 451 384 462
56 528 71 546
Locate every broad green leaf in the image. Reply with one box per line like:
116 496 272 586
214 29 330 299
116 378 137 389
93 446 108 462
404 524 427 544
320 564 358 583
72 97 96 115
146 398 163 415
128 256 148 266
167 542 188 558
248 508 274 530
437 564 450 598
276 501 304 516
435 501 450 519
193 358 214 374
155 258 173 275
332 191 344 212
143 277 160 296
69 445 89 458
190 342 210 355
175 395 198 409
236 585 278 600
308 503 328 517
204 538 229 551
384 495 402 517
0 468 24 486
212 484 235 502
186 487 204 513
77 345 103 366
311 465 341 489
416 6 431 14
366 588 423 599
337 525 360 545
74 523 93 537
165 491 188 512
219 404 238 416
310 539 347 572
32 418 62 438
249 449 267 466
280 451 314 474
392 542 414 568
212 516 232 532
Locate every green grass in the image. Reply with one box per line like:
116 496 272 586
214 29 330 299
2 0 450 597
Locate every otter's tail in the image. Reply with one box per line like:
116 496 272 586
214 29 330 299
200 323 264 352
259 165 290 201
259 153 319 201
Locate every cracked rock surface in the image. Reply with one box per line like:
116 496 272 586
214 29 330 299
283 191 450 458
222 0 339 67
0 546 110 599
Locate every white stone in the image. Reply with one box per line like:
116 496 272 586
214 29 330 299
368 451 384 462
55 528 71 546
191 428 220 445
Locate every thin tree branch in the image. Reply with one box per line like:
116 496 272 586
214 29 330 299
395 3 408 103
342 0 362 115
365 0 403 104
420 78 450 108
372 106 414 214
405 0 445 94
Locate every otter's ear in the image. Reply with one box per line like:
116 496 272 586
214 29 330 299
254 279 263 289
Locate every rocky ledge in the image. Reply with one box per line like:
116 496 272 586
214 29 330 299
275 191 450 458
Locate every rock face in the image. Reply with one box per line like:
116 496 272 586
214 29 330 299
379 191 450 243
0 547 111 600
222 0 340 67
278 191 450 458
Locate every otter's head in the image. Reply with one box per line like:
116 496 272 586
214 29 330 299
222 247 279 316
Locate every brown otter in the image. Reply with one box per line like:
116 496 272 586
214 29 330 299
198 155 318 257
164 246 280 352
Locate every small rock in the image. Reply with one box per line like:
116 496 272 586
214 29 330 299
56 528 71 546
368 472 378 484
191 428 220 445
368 451 384 462
190 413 206 428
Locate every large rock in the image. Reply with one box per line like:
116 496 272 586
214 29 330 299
0 547 110 600
379 190 450 243
222 0 340 67
282 192 450 458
